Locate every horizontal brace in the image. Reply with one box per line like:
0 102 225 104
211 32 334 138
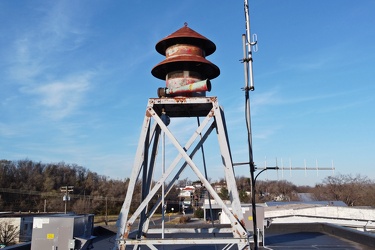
125 237 250 245
233 162 251 166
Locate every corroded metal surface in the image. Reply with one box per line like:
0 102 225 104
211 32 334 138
149 97 216 117
151 23 220 96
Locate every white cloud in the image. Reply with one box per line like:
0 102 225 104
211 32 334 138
8 38 45 82
39 1 89 52
2 2 95 121
6 1 90 83
27 73 93 120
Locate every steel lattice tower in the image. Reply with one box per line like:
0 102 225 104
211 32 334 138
115 24 251 250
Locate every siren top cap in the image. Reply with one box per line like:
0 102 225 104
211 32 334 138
152 24 220 81
155 24 216 56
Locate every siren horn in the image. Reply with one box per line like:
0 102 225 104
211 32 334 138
157 79 211 97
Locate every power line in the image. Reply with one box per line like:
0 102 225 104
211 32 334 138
0 188 125 202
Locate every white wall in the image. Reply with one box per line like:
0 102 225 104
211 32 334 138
266 206 375 221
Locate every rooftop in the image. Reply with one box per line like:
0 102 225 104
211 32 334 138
3 203 375 249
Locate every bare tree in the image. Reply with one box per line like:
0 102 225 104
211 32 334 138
312 174 374 206
0 221 19 246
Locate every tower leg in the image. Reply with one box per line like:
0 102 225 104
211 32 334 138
115 114 152 248
215 106 245 226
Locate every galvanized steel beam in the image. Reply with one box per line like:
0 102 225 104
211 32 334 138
115 97 251 250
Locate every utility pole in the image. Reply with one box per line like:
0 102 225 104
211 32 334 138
105 196 108 225
61 186 74 214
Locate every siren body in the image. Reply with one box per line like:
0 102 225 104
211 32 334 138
152 24 219 98
157 79 211 98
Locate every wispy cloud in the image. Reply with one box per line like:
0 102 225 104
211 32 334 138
25 72 93 120
8 3 89 81
40 1 89 52
254 125 282 139
3 2 94 121
9 38 46 82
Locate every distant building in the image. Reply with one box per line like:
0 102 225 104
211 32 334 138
178 186 195 207
179 186 195 197
212 183 225 193
191 181 202 188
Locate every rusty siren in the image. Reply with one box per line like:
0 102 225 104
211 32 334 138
152 23 219 97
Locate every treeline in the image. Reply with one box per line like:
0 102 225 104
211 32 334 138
0 159 180 215
219 174 375 207
1 159 374 215
311 174 375 206
0 159 128 215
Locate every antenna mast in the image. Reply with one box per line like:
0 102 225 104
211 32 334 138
242 0 258 249
243 0 257 91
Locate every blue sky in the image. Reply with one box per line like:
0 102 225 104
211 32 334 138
1 1 374 186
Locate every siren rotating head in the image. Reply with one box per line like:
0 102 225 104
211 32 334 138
157 79 211 98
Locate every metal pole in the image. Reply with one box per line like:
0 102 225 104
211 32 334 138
161 128 165 239
242 17 257 250
245 88 257 250
243 0 257 248
244 0 255 91
197 117 215 228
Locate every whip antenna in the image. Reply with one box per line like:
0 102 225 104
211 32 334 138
243 0 257 91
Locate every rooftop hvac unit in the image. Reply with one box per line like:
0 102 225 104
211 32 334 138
31 214 95 250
